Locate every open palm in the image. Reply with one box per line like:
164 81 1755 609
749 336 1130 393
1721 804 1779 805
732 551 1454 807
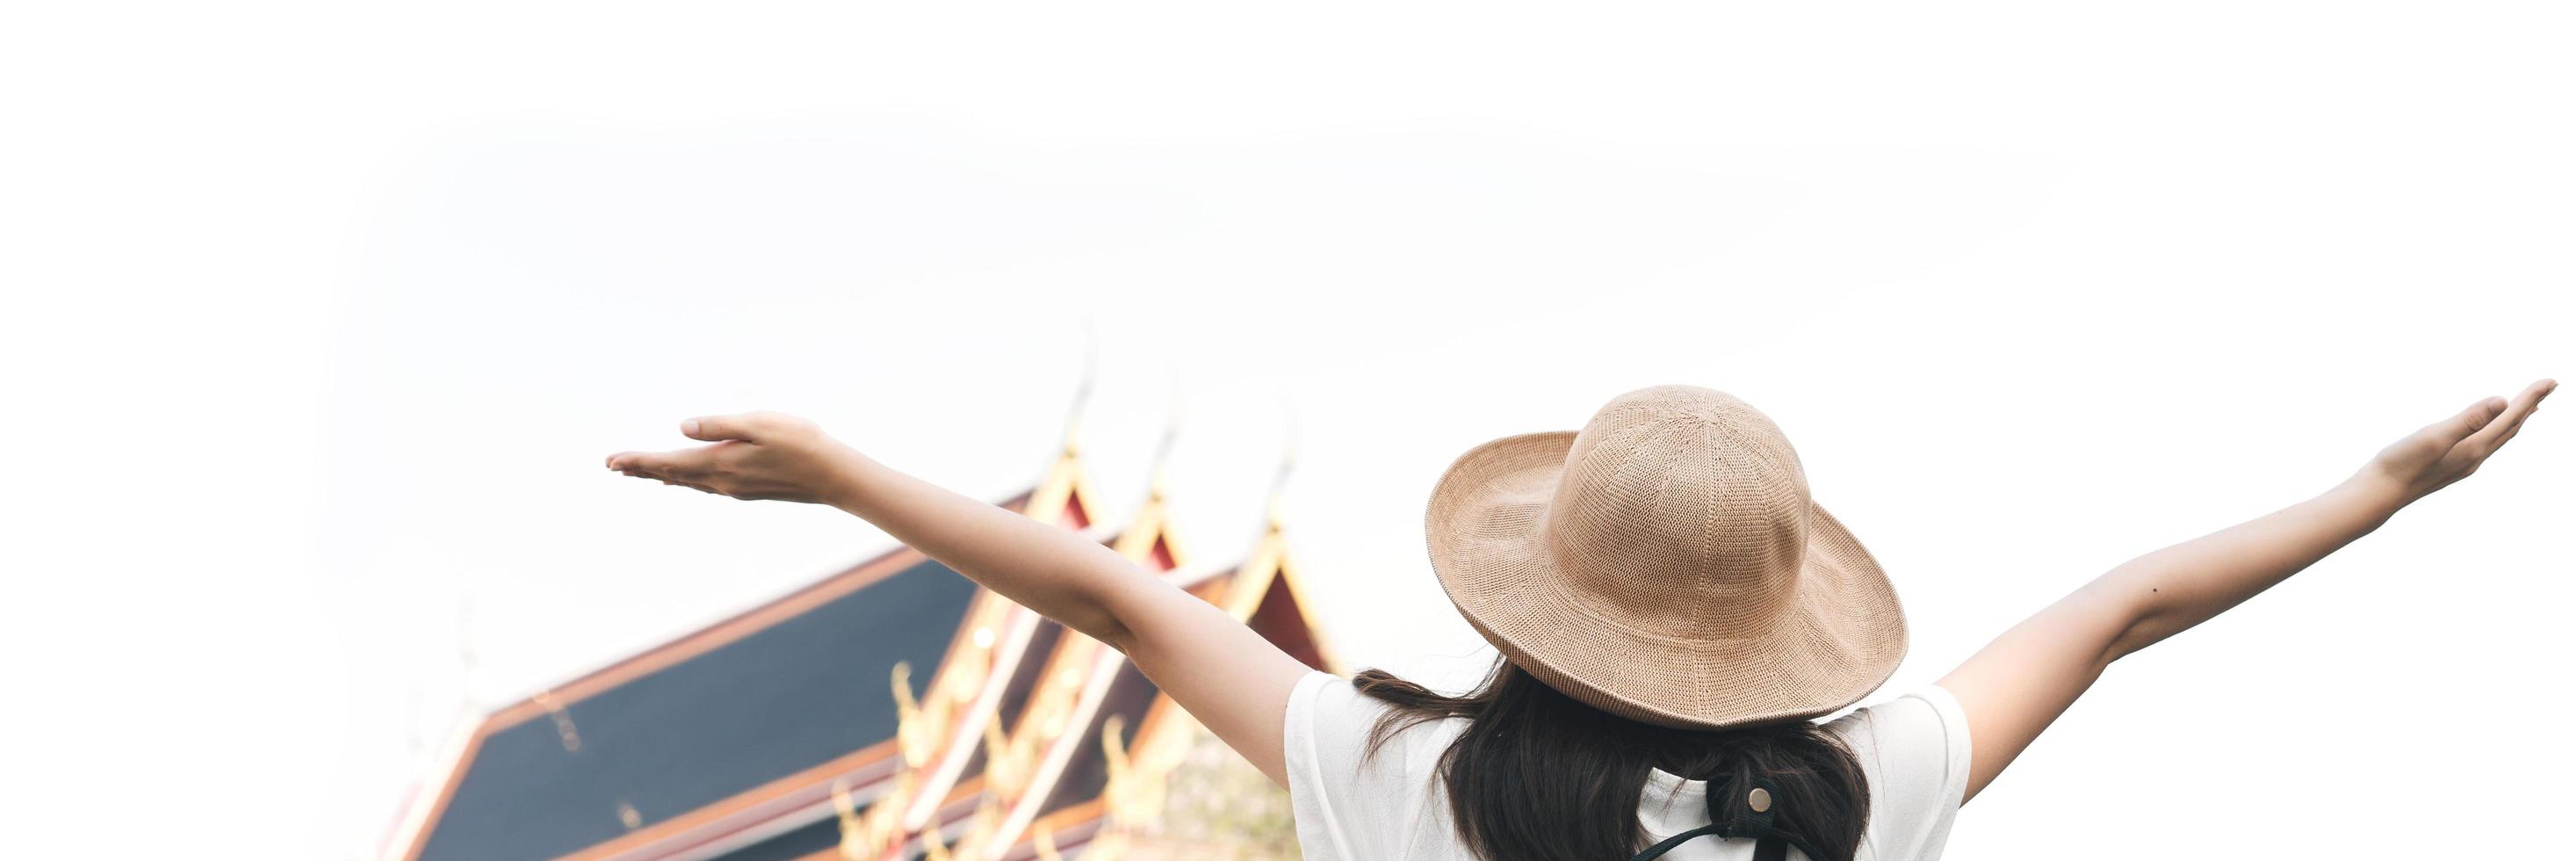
2366 379 2555 503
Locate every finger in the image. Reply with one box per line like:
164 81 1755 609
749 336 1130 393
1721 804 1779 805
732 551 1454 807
607 446 718 479
2479 380 2555 452
606 450 669 474
2431 396 2509 445
2466 378 2557 454
682 414 762 443
622 468 717 492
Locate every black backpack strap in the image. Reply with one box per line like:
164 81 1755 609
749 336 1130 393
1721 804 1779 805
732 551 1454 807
1630 829 1794 861
1630 822 1724 860
1628 777 1819 861
1629 827 1795 861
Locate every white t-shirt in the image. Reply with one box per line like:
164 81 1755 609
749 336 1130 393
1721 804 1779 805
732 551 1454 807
1281 671 1973 861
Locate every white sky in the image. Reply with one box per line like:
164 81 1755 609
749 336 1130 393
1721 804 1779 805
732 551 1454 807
6 4 2571 858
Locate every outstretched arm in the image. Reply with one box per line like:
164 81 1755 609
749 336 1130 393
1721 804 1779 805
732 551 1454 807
607 414 1315 785
1937 379 2554 802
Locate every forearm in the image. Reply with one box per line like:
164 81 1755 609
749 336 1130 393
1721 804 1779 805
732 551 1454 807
2094 471 2409 661
1944 470 2414 801
821 449 1147 645
609 413 1328 786
1933 382 2550 803
814 449 1310 784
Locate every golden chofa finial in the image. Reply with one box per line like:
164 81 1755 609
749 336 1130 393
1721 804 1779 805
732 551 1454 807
924 796 1001 861
944 626 994 705
1267 397 1298 534
1099 716 1144 828
1033 665 1086 742
1060 317 1099 459
981 713 1032 800
892 662 955 770
891 662 931 769
919 821 954 861
1145 373 1183 504
832 778 871 860
1034 827 1065 861
1099 715 1182 832
1086 831 1132 861
840 771 923 860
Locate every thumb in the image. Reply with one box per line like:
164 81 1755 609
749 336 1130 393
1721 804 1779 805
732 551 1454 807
682 414 761 443
2438 396 2508 444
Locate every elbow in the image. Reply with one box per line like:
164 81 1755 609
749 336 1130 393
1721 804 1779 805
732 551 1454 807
2081 580 2168 669
2101 597 2190 668
2099 619 2153 669
1090 615 1139 655
1073 569 1148 655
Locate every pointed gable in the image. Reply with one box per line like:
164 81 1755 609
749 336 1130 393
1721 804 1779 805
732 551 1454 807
388 464 1104 861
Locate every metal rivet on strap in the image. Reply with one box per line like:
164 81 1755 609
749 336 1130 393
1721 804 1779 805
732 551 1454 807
1747 787 1772 813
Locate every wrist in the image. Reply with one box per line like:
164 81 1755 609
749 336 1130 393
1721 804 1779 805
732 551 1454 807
2334 468 2414 525
818 445 882 512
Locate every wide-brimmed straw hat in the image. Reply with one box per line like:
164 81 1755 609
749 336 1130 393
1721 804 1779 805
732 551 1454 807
1425 385 1906 730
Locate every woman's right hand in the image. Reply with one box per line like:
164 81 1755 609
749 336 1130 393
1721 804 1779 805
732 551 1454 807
606 412 869 507
610 409 1317 790
1944 375 2554 805
2360 379 2555 504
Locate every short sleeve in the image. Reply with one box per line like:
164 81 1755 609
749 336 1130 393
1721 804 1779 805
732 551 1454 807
1823 684 1974 860
1281 671 1454 861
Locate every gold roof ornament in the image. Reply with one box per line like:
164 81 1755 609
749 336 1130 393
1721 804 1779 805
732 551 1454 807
965 798 1003 855
395 371 1332 861
1272 398 1298 533
834 768 927 860
981 713 1032 800
1034 827 1065 861
847 664 961 861
1085 830 1133 861
919 815 956 861
946 626 994 703
530 690 581 753
892 662 953 770
1100 714 1187 830
883 388 1125 844
1084 710 1195 861
1148 377 1183 505
830 778 870 860
957 436 1201 857
1025 323 1100 526
921 787 1007 861
1210 436 1346 676
383 391 1120 861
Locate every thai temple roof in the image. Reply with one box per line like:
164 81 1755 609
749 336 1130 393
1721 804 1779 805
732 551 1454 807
385 434 1337 861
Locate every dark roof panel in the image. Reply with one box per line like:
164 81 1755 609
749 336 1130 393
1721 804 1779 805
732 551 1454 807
993 620 1066 727
711 813 848 861
1037 662 1159 818
422 558 979 861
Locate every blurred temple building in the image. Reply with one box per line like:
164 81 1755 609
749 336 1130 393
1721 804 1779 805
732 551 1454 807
384 433 1330 861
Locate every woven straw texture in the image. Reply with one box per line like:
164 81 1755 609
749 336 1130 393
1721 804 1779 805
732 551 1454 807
1425 385 1907 730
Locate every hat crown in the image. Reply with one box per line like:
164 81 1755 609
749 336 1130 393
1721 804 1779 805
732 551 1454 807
1543 386 1811 636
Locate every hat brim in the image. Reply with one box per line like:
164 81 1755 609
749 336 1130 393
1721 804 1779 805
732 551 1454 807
1425 430 1908 730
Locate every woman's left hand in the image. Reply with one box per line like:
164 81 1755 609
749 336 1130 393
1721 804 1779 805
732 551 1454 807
2359 378 2555 505
606 412 866 506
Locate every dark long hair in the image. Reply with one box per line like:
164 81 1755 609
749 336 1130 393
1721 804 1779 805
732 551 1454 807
1354 660 1870 861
